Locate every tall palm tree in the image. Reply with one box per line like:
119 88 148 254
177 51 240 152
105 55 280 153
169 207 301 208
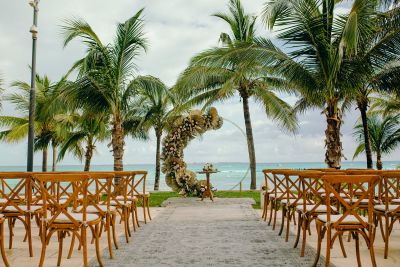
61 9 147 177
176 0 297 190
370 92 400 116
0 74 67 171
353 114 400 170
261 0 394 168
131 76 177 190
339 1 400 169
57 112 109 171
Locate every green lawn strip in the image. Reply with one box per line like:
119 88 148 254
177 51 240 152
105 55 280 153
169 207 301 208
148 190 261 209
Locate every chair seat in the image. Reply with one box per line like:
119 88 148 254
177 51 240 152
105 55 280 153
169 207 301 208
75 205 117 214
296 204 337 213
317 214 368 225
1 205 42 213
0 197 25 204
269 193 296 200
343 198 379 205
374 204 400 213
35 199 70 205
115 196 138 201
109 200 131 207
54 213 100 224
392 198 400 204
281 199 304 205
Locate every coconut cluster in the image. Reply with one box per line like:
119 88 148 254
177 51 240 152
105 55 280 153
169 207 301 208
161 107 223 196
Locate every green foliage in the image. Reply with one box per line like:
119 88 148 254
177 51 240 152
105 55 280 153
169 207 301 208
353 114 400 159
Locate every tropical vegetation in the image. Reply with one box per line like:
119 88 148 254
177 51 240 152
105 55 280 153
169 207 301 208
0 0 399 190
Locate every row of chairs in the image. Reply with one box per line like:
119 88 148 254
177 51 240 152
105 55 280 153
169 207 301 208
261 169 400 267
0 171 152 267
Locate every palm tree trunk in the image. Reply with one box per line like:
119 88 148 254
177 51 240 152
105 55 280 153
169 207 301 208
241 94 257 190
84 141 94 172
52 142 57 172
376 151 383 170
111 114 125 185
357 100 373 169
325 102 342 169
42 146 48 172
154 128 162 191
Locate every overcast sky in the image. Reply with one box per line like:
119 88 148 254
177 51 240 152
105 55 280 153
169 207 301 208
0 0 398 166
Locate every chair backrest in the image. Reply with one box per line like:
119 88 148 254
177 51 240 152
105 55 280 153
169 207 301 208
0 172 32 213
262 169 290 193
132 171 148 196
33 173 89 227
380 171 400 213
298 171 324 212
86 173 114 215
322 175 380 229
271 169 301 204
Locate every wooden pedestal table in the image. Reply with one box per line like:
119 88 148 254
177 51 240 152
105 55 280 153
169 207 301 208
197 171 218 201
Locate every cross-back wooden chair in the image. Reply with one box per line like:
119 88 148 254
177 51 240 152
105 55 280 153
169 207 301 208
67 172 118 260
33 173 104 267
312 174 380 267
293 171 346 257
373 171 400 259
263 169 291 230
274 170 302 242
0 172 40 257
132 171 151 224
109 171 134 243
261 169 276 222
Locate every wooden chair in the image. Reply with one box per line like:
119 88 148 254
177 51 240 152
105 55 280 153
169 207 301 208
261 169 274 222
0 214 9 267
33 173 104 267
0 172 40 257
273 170 302 242
132 171 151 224
312 174 380 267
373 171 400 259
67 172 118 260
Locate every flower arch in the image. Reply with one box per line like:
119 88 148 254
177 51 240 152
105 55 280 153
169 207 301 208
161 107 223 196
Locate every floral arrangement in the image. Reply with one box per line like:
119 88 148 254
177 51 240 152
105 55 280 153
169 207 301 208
202 163 217 172
161 107 223 196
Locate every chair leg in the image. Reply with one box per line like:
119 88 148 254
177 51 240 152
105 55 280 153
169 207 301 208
142 198 147 224
94 224 104 267
0 221 10 267
146 197 152 221
131 206 136 232
354 232 362 267
278 205 286 236
126 208 132 238
325 227 331 267
38 228 47 267
312 222 323 267
123 208 129 243
301 218 308 257
106 215 113 259
293 212 302 249
8 218 13 250
26 214 33 257
82 227 88 267
111 214 119 249
134 202 140 228
338 232 347 258
67 232 75 259
268 199 274 226
57 231 64 267
384 215 389 259
262 193 267 220
272 201 278 230
285 206 291 242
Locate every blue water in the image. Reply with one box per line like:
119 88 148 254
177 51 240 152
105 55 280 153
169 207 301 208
0 161 398 191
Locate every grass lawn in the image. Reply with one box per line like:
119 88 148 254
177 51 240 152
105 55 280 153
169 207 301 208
149 190 261 209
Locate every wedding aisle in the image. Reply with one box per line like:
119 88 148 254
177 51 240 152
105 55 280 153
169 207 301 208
90 198 324 267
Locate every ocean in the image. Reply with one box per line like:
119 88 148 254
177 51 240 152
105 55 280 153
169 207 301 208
0 161 398 191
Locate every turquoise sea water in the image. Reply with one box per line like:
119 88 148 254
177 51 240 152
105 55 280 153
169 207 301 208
0 161 399 191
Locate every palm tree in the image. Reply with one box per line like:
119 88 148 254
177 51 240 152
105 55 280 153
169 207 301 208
131 76 177 191
370 92 400 116
0 74 67 171
61 9 147 177
176 0 297 190
353 115 400 170
338 1 400 169
57 112 109 171
261 0 396 168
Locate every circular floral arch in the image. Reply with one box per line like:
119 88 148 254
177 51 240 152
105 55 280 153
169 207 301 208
161 107 223 195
